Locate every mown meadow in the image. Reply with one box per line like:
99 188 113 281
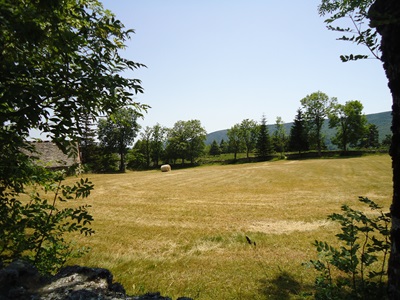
66 154 392 299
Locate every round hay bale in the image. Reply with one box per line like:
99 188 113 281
160 164 171 172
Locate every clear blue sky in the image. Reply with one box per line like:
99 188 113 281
101 0 391 134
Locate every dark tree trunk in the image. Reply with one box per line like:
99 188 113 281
369 1 400 298
119 151 125 173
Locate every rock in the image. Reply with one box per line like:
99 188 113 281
0 261 192 300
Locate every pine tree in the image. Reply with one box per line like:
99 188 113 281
289 109 309 153
219 139 228 154
255 115 272 160
209 140 221 156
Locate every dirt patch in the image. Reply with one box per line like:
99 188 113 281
248 219 331 234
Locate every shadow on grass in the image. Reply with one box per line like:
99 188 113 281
258 271 313 300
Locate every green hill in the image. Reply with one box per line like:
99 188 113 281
206 111 392 147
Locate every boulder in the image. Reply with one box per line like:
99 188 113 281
0 260 192 300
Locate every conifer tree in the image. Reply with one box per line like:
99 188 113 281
289 109 309 153
255 115 272 160
209 140 221 156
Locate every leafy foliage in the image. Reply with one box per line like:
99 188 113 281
0 167 94 274
227 123 243 161
0 0 146 273
165 120 207 164
328 100 368 151
272 116 288 158
301 91 337 154
209 140 221 156
97 107 141 172
307 197 390 299
318 0 381 62
239 119 259 159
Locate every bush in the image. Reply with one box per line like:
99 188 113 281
0 166 94 274
307 197 390 299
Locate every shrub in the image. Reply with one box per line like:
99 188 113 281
307 197 390 299
0 166 94 274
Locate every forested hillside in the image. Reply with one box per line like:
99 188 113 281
206 111 391 146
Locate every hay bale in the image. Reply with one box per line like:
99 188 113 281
160 164 171 172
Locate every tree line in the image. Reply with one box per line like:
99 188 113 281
80 91 390 172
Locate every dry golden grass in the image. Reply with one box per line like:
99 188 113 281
66 154 392 299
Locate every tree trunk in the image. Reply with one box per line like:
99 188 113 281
369 1 400 298
119 151 125 172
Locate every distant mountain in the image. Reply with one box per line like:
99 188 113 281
206 111 392 146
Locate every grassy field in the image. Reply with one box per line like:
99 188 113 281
66 154 392 299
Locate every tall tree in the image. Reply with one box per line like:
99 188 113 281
359 123 380 149
97 107 141 172
227 124 242 161
0 0 147 272
78 113 97 165
185 120 207 164
370 3 400 296
320 0 400 297
239 119 259 159
150 124 167 166
273 116 287 158
140 126 152 168
219 139 228 154
166 120 206 164
289 109 309 153
301 91 337 155
328 100 368 152
209 140 221 156
255 115 272 159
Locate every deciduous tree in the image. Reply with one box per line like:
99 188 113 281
273 116 287 158
0 0 146 273
329 100 367 152
239 119 259 159
227 124 242 161
359 123 380 149
98 107 141 172
166 120 206 164
150 124 167 166
320 0 400 297
301 91 337 155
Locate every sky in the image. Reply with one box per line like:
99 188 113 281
101 0 391 134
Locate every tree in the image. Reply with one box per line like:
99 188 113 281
301 91 337 155
78 113 97 166
185 120 207 164
150 124 167 166
219 139 229 154
139 127 152 168
369 3 400 296
98 107 141 172
329 100 368 152
227 124 242 161
359 123 380 148
382 134 392 149
166 120 206 164
239 119 259 159
273 116 287 158
289 109 309 153
0 0 147 273
255 114 272 159
320 0 400 297
209 140 221 156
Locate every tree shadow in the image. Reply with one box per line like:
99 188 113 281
258 271 313 300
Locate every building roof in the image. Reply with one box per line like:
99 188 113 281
29 141 80 168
